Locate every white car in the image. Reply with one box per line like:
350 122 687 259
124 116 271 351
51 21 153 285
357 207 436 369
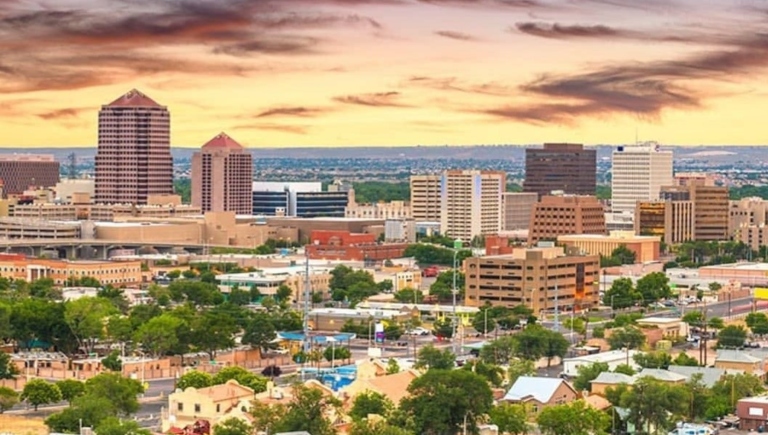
406 327 431 336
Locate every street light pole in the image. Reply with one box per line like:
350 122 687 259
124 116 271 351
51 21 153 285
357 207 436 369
452 239 462 355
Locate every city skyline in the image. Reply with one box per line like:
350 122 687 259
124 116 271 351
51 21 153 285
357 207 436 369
1 0 768 148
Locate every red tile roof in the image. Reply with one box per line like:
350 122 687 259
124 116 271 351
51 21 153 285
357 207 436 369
107 89 163 108
202 132 244 150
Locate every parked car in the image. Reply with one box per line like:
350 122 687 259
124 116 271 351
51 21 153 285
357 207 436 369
261 365 282 377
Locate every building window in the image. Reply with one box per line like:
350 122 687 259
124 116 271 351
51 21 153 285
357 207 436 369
177 403 183 412
194 404 201 413
216 404 221 413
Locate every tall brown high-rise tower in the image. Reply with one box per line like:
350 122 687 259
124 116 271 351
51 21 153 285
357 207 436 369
94 89 173 205
191 133 253 215
524 143 596 198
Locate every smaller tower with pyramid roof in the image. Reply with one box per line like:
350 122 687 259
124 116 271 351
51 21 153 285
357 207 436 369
191 132 253 214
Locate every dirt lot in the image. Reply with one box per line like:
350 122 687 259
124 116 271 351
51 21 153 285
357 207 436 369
0 414 49 435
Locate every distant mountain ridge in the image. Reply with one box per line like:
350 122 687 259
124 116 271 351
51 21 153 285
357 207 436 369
0 145 756 162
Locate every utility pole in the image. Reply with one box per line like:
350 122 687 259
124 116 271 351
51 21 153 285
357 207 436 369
452 239 462 355
301 248 311 381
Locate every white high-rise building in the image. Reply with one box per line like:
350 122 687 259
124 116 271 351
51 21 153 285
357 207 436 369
439 170 505 242
611 142 673 217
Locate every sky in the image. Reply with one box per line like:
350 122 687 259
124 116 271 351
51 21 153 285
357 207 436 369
1 0 768 148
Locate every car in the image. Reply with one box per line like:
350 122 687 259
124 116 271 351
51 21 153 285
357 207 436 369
261 365 282 377
406 327 430 336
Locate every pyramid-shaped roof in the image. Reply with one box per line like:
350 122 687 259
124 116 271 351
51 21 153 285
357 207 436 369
202 132 244 150
107 89 163 108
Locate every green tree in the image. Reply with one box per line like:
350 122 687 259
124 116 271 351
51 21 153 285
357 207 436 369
101 351 123 372
55 379 85 405
393 288 423 304
607 326 646 351
573 362 609 392
414 345 455 370
84 373 144 416
177 371 213 390
250 401 286 434
479 336 517 365
400 370 493 435
242 313 277 354
711 373 764 409
45 395 114 433
275 284 293 302
461 360 505 387
0 386 18 413
212 366 267 393
506 358 536 385
0 351 19 380
349 420 414 435
134 313 184 357
717 325 747 348
472 309 496 335
167 270 182 280
746 312 768 335
537 400 609 435
635 271 672 305
273 383 341 435
610 245 637 265
429 270 465 302
672 352 700 367
324 345 351 362
213 418 252 435
618 377 688 433
604 277 640 309
613 363 636 376
488 402 528 435
386 358 400 375
182 269 198 280
21 379 62 411
192 310 238 359
64 297 117 354
708 317 725 330
431 318 454 338
95 417 152 435
349 391 394 421
633 351 672 369
682 374 711 422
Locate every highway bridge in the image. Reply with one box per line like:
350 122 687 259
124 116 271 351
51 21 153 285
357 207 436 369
0 238 233 259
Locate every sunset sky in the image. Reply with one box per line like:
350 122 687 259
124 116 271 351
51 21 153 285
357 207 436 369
1 0 768 148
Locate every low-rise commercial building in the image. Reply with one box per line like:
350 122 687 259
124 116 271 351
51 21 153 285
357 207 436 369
0 253 143 285
464 245 600 312
305 230 407 262
558 231 661 263
346 201 411 220
634 200 694 245
163 380 255 434
216 266 333 303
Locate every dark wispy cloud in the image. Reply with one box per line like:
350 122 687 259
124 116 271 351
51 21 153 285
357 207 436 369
434 30 477 41
408 76 513 96
418 0 543 7
512 21 728 44
482 33 768 124
255 106 329 118
36 108 89 120
514 22 622 39
0 0 384 92
333 91 411 107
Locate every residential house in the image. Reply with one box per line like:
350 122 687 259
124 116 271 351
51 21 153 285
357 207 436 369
501 376 580 418
590 372 634 396
162 380 255 434
342 360 421 405
562 350 641 378
667 365 745 388
634 368 687 384
714 350 765 379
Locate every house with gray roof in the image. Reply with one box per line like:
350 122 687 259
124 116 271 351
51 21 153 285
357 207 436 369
668 365 744 388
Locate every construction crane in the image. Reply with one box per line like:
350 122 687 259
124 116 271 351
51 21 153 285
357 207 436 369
67 153 77 179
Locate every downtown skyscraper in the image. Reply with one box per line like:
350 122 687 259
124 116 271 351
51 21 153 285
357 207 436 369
95 89 173 205
191 133 253 215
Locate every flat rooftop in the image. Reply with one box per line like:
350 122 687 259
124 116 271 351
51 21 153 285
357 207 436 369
700 262 768 271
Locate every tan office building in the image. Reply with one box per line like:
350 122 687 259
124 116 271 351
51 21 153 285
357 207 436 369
345 200 411 220
503 192 538 231
0 154 60 197
557 231 661 263
464 246 600 312
440 170 505 241
191 133 253 215
661 184 729 241
635 200 694 245
410 175 441 222
528 195 606 245
729 197 768 248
